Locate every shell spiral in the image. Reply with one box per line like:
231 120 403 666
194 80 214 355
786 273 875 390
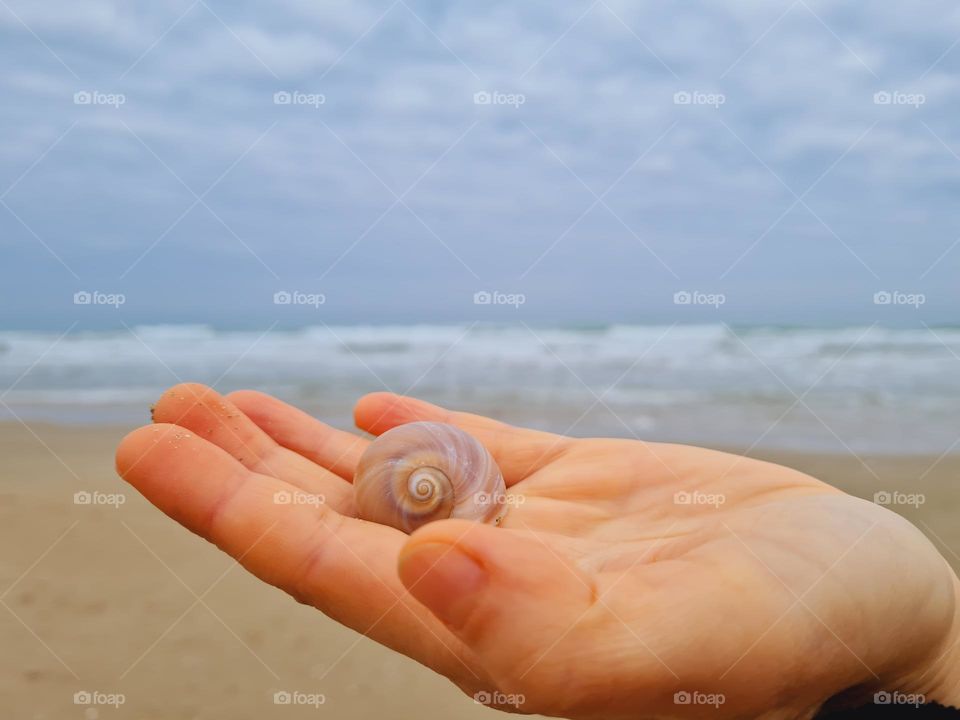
353 422 506 533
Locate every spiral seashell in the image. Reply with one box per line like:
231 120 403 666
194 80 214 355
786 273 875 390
353 421 506 533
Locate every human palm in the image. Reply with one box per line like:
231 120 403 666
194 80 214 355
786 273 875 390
116 383 959 719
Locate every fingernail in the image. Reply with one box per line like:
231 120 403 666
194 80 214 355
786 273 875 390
398 542 487 629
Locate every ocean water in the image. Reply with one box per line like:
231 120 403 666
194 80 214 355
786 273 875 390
1 323 959 455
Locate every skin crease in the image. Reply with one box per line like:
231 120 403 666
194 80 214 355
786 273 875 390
114 383 960 720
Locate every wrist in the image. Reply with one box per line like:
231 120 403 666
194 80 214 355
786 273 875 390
903 571 960 709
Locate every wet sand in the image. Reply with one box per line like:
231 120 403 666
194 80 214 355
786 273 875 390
2 421 958 719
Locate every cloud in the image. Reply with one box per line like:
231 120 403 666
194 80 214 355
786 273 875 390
1 0 959 327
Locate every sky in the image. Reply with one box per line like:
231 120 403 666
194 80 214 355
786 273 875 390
2 0 959 328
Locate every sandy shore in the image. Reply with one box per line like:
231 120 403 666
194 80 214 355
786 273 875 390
2 421 958 719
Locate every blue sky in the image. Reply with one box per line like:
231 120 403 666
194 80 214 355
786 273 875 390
1 0 959 328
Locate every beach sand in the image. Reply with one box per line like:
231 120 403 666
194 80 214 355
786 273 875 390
2 421 957 719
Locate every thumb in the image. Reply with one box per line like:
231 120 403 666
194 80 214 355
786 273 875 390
397 519 594 662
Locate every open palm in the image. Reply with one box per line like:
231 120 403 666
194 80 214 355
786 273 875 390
116 383 959 719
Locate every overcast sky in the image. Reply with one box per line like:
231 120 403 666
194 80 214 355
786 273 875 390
2 0 959 328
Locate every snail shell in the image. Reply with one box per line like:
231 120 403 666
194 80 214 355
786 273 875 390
353 421 506 533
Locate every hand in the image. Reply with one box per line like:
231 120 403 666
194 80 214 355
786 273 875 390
116 383 960 719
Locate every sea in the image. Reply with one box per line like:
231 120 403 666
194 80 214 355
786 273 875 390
1 323 958 455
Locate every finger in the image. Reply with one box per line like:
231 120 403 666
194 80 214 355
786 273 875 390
152 383 353 512
398 520 594 695
116 423 471 679
226 389 366 482
354 392 571 484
